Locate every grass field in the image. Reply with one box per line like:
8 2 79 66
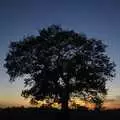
0 107 120 120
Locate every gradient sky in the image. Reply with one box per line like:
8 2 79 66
0 0 120 108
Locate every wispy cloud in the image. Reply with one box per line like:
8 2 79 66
103 97 120 109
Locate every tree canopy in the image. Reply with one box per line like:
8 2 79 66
4 25 115 110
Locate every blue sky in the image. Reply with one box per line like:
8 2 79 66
0 0 120 107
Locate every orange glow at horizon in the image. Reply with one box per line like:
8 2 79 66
31 97 96 110
0 97 120 110
102 100 120 109
69 97 96 110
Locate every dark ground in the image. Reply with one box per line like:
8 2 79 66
0 107 120 120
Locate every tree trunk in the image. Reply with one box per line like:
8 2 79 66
61 92 69 110
60 90 69 120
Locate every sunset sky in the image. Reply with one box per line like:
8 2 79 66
0 0 120 109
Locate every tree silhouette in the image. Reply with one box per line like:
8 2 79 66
4 25 115 113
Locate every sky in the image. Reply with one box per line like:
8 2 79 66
0 0 120 108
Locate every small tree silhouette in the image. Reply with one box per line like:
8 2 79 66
4 25 115 116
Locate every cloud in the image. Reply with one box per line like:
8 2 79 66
103 97 120 109
115 96 120 100
105 99 116 102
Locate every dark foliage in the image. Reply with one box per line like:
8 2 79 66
4 25 115 111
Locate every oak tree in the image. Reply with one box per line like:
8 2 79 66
4 25 115 111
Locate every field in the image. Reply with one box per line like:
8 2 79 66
0 107 120 120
